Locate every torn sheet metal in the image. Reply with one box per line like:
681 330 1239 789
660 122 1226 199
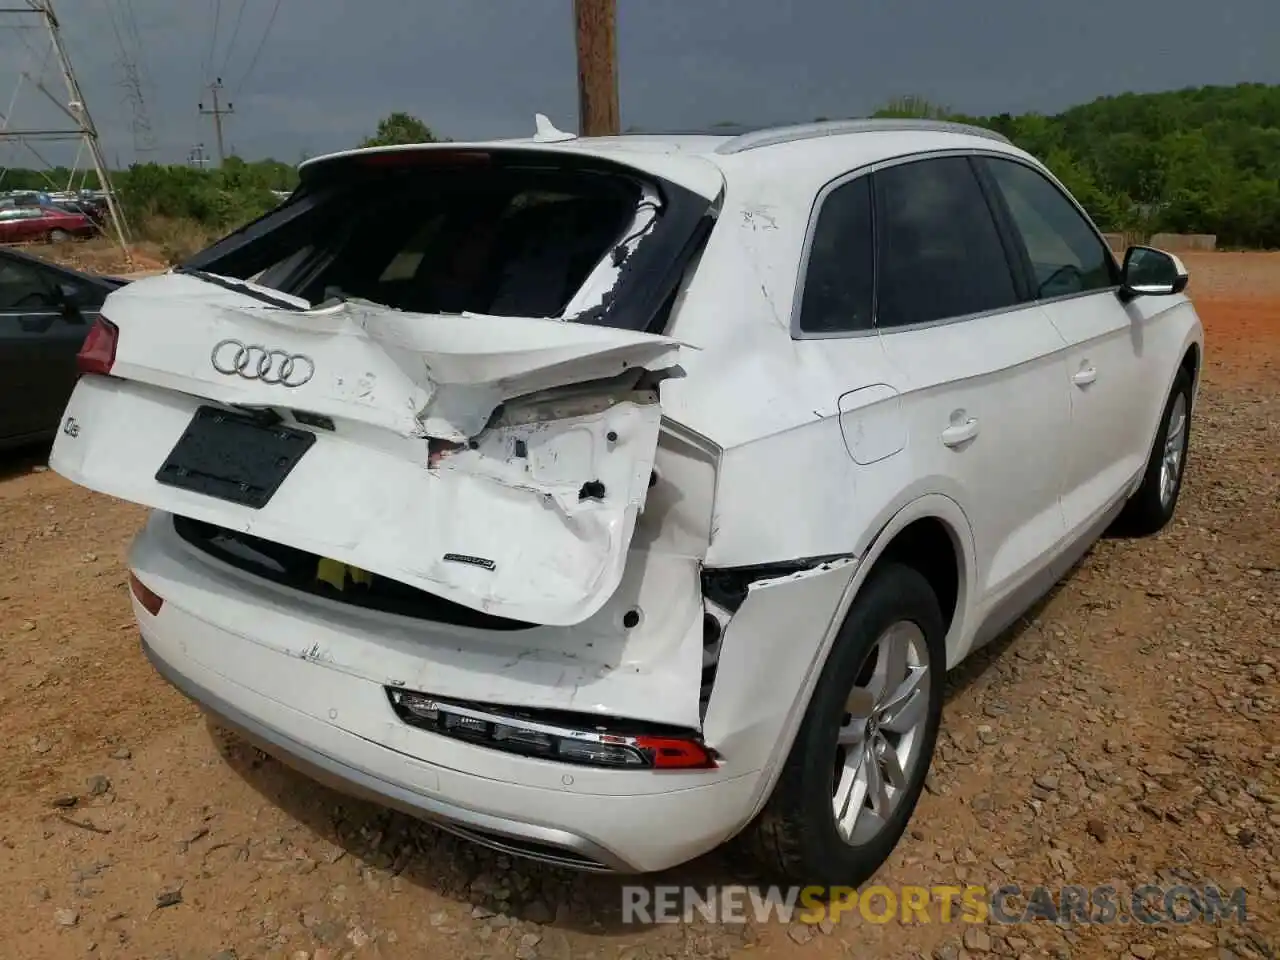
129 511 709 729
50 272 697 627
53 373 668 627
102 272 688 442
701 557 859 771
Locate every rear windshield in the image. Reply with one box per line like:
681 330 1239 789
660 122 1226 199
184 150 714 331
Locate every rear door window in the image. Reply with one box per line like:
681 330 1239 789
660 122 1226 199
798 175 874 334
873 156 1020 329
0 258 56 310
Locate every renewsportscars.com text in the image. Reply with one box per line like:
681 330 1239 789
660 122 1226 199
621 883 1249 926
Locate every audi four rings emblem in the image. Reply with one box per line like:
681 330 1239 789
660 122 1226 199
210 339 315 387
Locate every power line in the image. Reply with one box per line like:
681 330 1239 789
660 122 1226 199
203 0 220 84
120 0 143 52
231 0 281 99
218 0 245 79
119 0 154 99
94 0 154 152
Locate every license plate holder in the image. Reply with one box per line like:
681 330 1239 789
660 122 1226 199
155 406 316 509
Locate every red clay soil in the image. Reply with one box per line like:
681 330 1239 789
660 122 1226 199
1182 252 1280 388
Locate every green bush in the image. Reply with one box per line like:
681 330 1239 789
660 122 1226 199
113 157 296 233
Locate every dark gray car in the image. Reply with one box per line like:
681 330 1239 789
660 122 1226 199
0 247 129 449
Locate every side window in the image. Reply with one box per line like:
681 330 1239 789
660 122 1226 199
798 175 874 333
982 157 1117 299
0 258 55 311
874 156 1019 329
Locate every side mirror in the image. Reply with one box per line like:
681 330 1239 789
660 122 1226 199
56 282 83 306
55 282 87 317
1119 246 1189 301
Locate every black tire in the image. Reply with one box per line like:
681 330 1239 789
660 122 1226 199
1114 366 1193 537
745 561 945 888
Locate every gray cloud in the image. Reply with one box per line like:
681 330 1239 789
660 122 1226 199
2 0 1278 169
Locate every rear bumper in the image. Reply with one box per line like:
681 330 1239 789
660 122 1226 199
130 514 765 874
141 634 631 871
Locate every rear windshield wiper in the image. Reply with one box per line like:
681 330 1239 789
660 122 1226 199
173 265 307 311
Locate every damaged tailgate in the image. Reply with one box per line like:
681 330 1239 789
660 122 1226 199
51 274 687 627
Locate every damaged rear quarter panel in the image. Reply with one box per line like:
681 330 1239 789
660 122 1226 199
700 557 858 777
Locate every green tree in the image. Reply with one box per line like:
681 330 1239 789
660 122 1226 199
872 95 954 120
360 112 439 148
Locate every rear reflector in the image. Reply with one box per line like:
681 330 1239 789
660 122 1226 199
76 316 119 376
128 573 164 616
388 688 718 771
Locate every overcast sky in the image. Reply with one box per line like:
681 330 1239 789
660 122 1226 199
2 0 1278 170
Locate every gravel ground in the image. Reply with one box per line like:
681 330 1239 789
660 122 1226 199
0 253 1276 960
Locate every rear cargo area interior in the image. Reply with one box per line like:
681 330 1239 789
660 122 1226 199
252 168 640 318
172 515 535 631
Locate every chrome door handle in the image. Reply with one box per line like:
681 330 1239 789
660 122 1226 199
941 417 979 447
1072 366 1097 387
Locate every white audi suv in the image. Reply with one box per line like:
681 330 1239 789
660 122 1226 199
49 117 1203 887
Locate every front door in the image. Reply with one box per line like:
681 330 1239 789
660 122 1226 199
976 156 1145 536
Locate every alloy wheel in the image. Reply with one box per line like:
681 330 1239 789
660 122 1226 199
831 620 932 845
1160 392 1188 508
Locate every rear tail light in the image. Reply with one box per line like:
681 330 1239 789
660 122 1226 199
633 735 717 769
128 573 164 616
388 688 718 771
76 316 119 375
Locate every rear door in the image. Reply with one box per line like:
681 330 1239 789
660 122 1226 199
976 156 1147 536
0 253 90 441
867 155 1072 610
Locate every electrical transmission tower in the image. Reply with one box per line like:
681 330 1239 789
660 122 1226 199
0 0 132 260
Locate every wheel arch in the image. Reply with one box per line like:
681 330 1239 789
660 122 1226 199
736 492 976 827
1143 308 1204 458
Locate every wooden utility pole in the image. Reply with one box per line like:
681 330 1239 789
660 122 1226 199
573 0 619 136
198 78 234 164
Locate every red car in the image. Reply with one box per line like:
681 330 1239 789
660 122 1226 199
0 205 96 243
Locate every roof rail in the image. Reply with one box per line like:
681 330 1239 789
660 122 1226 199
715 118 1011 154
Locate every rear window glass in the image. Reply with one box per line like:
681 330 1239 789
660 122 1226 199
209 166 639 320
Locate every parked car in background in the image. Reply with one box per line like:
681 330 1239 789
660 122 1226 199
0 247 128 449
0 191 50 209
52 196 110 228
49 119 1202 886
0 205 97 244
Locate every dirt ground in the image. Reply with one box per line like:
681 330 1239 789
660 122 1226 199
0 252 1276 960
8 237 170 277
